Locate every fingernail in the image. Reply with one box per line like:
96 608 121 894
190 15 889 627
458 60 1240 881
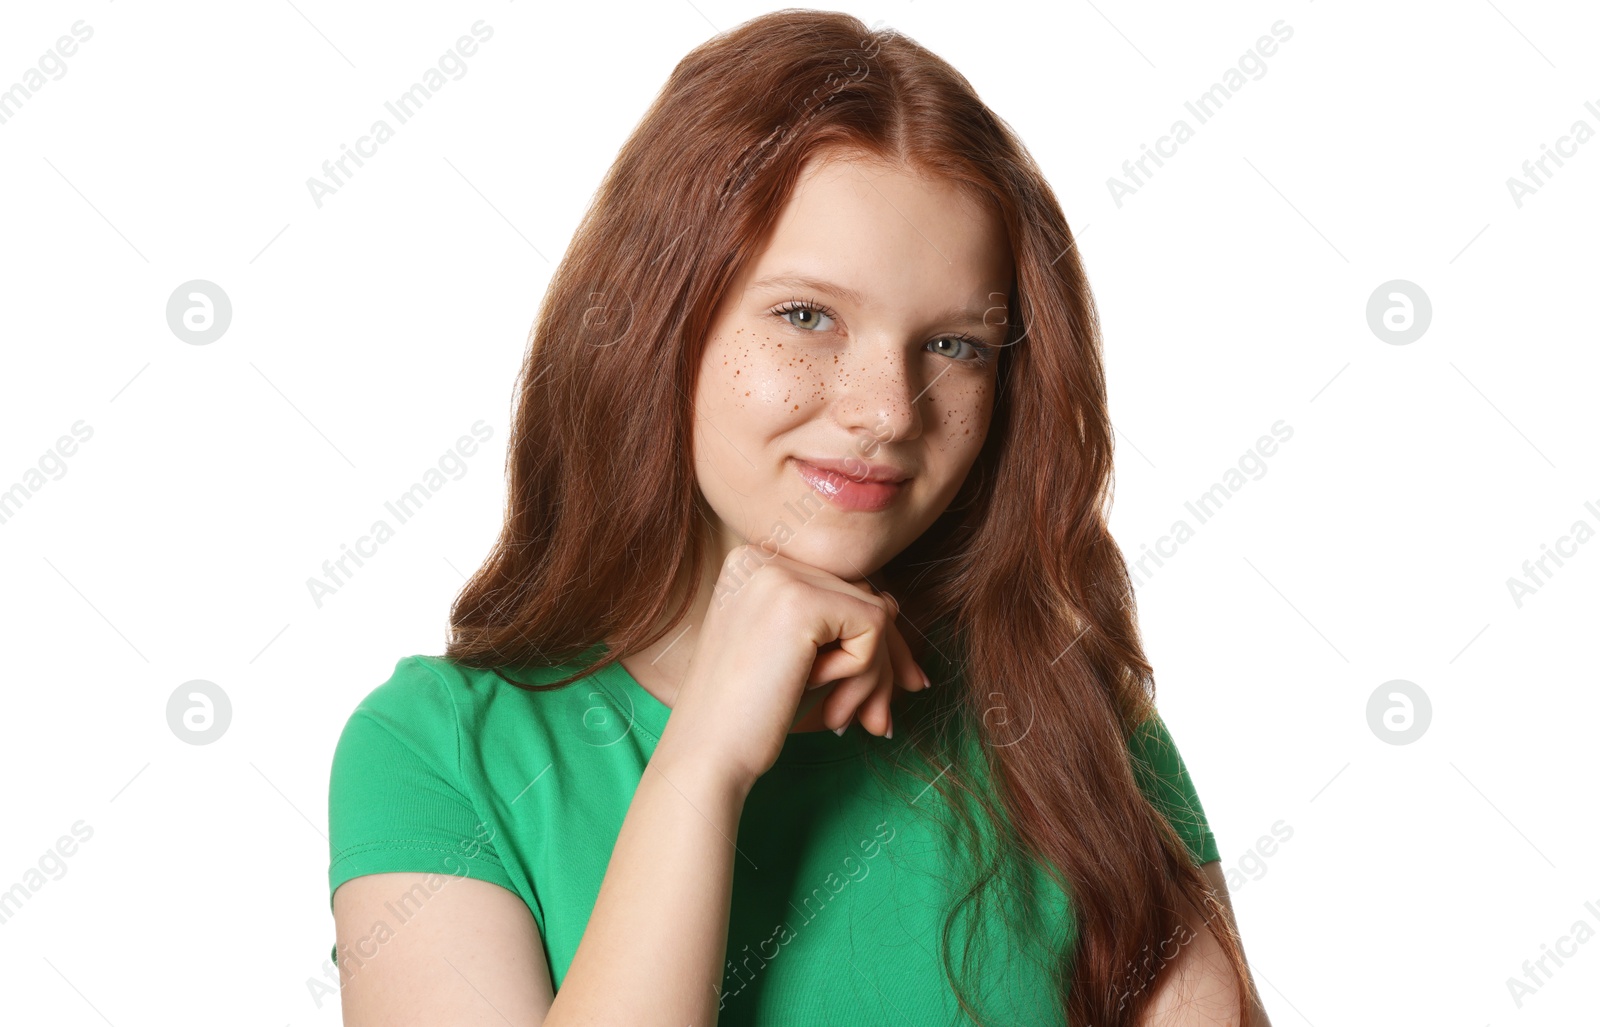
886 723 894 739
920 667 931 689
832 724 847 737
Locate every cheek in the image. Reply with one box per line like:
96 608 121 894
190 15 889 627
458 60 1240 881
926 373 995 454
705 328 831 419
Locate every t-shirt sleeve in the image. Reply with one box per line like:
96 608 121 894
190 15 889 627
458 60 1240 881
326 656 516 960
1126 710 1222 867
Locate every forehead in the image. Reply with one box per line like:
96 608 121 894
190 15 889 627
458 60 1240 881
743 151 1013 310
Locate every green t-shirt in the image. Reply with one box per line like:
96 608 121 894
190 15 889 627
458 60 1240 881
326 646 1221 1025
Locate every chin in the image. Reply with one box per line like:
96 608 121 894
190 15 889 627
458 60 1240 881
765 532 894 581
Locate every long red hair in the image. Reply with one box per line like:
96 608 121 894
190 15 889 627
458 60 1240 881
446 9 1256 1024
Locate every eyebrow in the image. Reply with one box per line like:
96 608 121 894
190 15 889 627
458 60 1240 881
747 273 1004 332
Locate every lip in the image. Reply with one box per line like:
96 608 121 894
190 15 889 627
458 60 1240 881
792 458 911 512
793 457 912 483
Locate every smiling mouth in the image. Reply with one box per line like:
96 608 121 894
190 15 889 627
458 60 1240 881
791 458 909 512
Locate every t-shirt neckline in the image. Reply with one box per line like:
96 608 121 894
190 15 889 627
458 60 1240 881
587 642 873 766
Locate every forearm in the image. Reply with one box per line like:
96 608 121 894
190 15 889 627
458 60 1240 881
542 748 748 1026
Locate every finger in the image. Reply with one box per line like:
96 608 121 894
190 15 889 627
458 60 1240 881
882 603 930 693
806 645 871 689
858 669 895 738
807 630 921 696
821 664 885 733
867 613 926 738
826 623 903 735
862 583 931 692
811 589 925 695
814 620 888 731
804 585 895 685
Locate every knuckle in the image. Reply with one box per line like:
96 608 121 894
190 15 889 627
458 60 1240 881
767 576 809 619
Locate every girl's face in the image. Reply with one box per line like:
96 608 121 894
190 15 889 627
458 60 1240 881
692 151 1014 582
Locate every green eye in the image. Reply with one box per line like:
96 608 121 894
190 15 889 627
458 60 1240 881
773 299 836 331
929 335 994 364
770 297 996 365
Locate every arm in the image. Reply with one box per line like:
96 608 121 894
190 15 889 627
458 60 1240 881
334 872 554 1026
1137 860 1272 1027
541 750 748 1025
329 662 559 1025
333 752 748 1027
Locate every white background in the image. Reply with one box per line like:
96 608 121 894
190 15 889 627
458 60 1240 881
1 1 1595 1024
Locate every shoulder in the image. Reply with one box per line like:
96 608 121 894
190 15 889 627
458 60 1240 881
334 652 606 770
1124 707 1222 867
340 656 464 741
326 656 532 915
331 657 461 783
1126 706 1179 760
332 655 517 769
342 653 528 728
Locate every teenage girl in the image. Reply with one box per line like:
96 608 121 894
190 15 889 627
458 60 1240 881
327 10 1270 1026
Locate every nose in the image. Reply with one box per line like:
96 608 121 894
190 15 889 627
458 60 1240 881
833 341 925 447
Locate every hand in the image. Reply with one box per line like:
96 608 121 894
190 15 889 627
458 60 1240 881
651 544 931 793
792 582 926 738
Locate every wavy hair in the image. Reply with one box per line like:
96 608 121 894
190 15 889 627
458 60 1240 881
446 9 1256 1025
